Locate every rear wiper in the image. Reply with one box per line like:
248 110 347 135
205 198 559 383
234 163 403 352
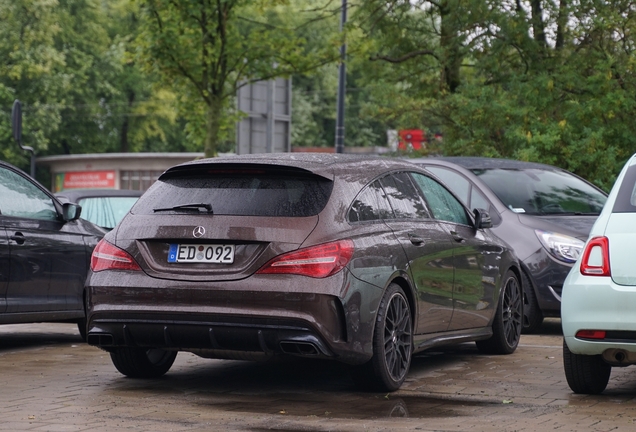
153 203 213 213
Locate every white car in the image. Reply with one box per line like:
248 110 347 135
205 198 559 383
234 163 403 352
562 153 636 394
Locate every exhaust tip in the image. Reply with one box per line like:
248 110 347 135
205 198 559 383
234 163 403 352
615 351 627 363
280 341 320 356
87 333 114 346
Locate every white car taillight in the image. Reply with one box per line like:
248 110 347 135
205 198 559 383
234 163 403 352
579 236 611 277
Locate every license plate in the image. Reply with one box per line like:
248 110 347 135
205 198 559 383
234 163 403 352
168 244 235 263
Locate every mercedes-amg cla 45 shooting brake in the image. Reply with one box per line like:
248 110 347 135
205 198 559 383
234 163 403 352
86 153 522 391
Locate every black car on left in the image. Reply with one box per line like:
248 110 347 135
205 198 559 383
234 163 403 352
0 160 106 338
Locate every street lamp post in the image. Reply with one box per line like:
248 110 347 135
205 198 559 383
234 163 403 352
334 0 347 154
11 100 36 178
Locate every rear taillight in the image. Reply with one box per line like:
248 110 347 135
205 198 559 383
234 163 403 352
576 330 607 340
91 239 141 272
580 236 611 277
257 239 354 278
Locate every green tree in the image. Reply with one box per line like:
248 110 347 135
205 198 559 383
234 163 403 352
0 0 66 169
101 0 189 154
289 0 393 150
0 0 190 180
352 0 636 189
135 0 331 157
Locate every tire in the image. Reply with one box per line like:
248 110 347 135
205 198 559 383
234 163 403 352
110 347 177 378
563 340 611 394
521 271 543 334
351 283 413 392
77 291 87 342
476 270 522 355
77 318 87 342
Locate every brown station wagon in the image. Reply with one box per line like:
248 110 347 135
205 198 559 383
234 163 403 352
86 153 522 391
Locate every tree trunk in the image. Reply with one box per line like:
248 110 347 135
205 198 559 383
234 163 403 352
555 0 568 50
530 0 547 47
439 1 462 93
120 90 135 153
204 96 223 158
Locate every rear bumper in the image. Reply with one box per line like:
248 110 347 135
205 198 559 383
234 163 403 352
88 313 338 360
86 270 381 365
562 271 636 360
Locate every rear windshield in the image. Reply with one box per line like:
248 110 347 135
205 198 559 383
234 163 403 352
472 168 607 215
132 170 333 217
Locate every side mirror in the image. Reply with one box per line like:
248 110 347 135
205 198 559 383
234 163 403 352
62 202 82 221
473 208 492 229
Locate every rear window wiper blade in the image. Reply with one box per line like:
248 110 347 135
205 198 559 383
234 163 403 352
153 203 213 213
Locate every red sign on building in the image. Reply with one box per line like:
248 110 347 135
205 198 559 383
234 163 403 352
398 129 426 151
62 171 116 189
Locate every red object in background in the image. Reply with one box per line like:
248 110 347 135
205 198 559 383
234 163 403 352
63 170 116 189
398 129 425 151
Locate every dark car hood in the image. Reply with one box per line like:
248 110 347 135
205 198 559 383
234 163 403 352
517 214 598 241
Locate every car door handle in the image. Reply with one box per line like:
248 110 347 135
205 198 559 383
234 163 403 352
450 231 465 243
9 232 26 245
409 234 424 245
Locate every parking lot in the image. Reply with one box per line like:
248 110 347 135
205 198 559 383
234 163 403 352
1 319 635 432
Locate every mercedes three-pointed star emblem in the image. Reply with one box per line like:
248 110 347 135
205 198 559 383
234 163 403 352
193 226 205 238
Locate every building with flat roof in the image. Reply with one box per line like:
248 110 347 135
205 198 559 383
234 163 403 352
38 152 204 192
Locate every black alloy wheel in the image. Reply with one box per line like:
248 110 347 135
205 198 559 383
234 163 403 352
476 270 522 354
352 283 413 392
382 286 413 383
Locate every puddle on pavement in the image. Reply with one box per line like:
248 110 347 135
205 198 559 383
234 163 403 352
195 394 503 420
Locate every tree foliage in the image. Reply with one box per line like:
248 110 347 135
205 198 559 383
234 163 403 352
2 0 636 189
0 0 188 179
134 0 336 157
351 0 636 189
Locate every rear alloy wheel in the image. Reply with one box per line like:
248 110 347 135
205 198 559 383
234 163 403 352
352 283 413 392
563 340 611 394
521 272 543 334
110 347 177 378
476 270 522 354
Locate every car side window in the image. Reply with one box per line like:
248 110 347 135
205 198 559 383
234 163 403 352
380 172 430 219
410 172 469 225
349 180 394 222
426 166 471 204
0 166 58 220
426 166 487 210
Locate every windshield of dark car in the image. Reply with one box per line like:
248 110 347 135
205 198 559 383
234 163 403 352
471 168 607 215
132 171 333 217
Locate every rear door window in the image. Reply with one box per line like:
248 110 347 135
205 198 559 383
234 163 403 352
349 180 394 222
132 169 333 217
380 172 431 219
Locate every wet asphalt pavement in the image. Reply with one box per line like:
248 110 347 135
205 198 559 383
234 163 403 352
1 319 636 431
